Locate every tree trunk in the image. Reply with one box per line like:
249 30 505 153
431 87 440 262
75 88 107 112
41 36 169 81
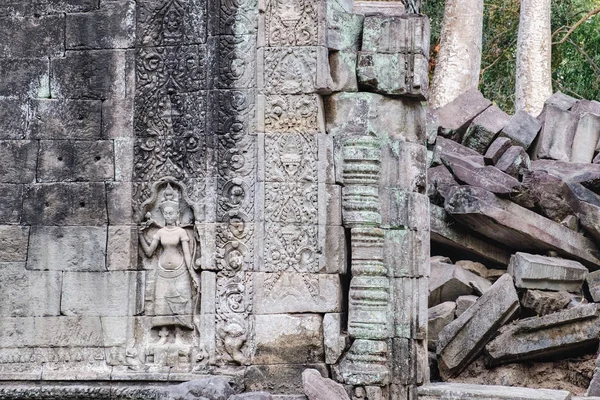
429 0 483 109
515 0 552 116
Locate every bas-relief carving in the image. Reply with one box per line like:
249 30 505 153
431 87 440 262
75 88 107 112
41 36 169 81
263 0 321 46
137 0 207 46
261 94 323 133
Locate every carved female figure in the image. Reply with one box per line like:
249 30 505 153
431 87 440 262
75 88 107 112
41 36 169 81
139 183 200 346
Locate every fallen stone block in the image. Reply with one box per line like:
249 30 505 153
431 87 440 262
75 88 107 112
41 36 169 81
166 377 235 400
520 289 572 316
229 392 273 400
302 369 349 400
586 270 600 302
427 165 458 202
484 137 512 166
431 256 452 264
444 185 600 269
532 105 579 161
435 89 492 140
498 110 541 150
520 169 577 223
436 274 519 379
462 105 510 154
418 382 571 400
429 262 491 307
545 91 579 111
571 99 600 116
441 153 522 195
495 146 530 178
531 159 600 193
571 113 600 163
455 260 488 278
433 137 484 166
455 295 478 318
430 204 511 267
587 354 600 396
485 304 600 367
428 302 456 351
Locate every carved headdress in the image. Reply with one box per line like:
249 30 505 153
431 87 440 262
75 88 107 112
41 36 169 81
159 183 180 213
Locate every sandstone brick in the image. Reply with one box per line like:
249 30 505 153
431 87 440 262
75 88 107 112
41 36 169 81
101 97 133 139
106 181 133 225
0 15 64 58
0 316 104 347
61 271 144 316
0 263 62 316
0 100 28 139
0 58 49 98
0 225 29 262
29 99 102 140
37 140 115 182
27 226 107 271
66 1 135 49
0 140 37 183
106 225 138 270
22 183 108 225
0 184 23 224
50 49 134 99
245 364 328 395
114 137 133 181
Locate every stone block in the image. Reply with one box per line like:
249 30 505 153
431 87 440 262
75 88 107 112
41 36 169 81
485 304 600 366
0 263 62 316
8 0 98 14
571 113 600 162
433 137 485 166
508 252 587 292
100 316 135 347
428 262 491 307
259 0 325 47
101 97 133 139
106 181 133 225
357 52 428 99
484 137 512 166
530 159 600 191
391 338 428 386
462 105 510 154
107 226 138 270
394 277 428 339
329 50 358 92
323 313 348 365
427 165 458 201
303 368 350 400
327 9 363 51
571 99 600 116
455 260 488 277
0 184 22 224
362 15 430 56
532 105 579 161
37 140 115 182
320 225 346 274
259 47 332 95
428 302 455 352
494 146 530 178
498 109 541 150
27 225 107 271
66 1 135 49
454 295 477 318
210 35 256 89
0 316 104 347
50 49 134 99
436 274 519 379
253 314 324 365
22 182 108 225
29 99 102 140
254 272 342 314
0 100 27 139
444 185 600 269
230 393 273 400
520 289 572 317
0 140 37 183
545 91 578 111
418 383 571 400
442 153 521 194
0 15 64 58
245 364 328 395
61 271 144 316
0 58 49 98
325 92 425 143
0 225 29 262
353 1 406 16
430 204 511 267
384 228 430 278
381 141 427 193
380 190 429 231
435 89 491 140
587 270 600 302
257 94 325 134
114 137 133 181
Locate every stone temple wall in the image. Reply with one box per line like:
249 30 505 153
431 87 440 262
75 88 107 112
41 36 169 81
0 0 432 398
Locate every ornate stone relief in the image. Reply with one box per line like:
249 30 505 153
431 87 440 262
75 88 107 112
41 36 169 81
262 0 322 46
261 94 323 133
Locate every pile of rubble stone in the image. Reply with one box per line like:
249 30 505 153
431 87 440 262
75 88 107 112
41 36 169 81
427 89 600 394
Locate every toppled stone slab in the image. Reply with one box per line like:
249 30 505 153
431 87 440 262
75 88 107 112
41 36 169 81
498 110 541 150
427 165 458 201
430 204 511 267
455 260 488 278
455 295 478 318
435 89 492 140
229 393 273 400
444 185 600 269
508 252 588 292
495 146 530 178
429 262 491 307
571 99 600 116
436 274 519 379
433 137 485 166
442 153 521 195
428 302 456 351
545 91 579 111
531 159 600 193
485 304 600 367
520 169 576 223
302 369 349 400
484 137 512 166
586 270 600 302
571 113 600 163
418 382 571 400
166 377 235 400
462 105 510 154
532 105 579 161
520 289 572 316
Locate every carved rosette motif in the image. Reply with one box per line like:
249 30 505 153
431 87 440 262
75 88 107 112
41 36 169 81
263 0 320 46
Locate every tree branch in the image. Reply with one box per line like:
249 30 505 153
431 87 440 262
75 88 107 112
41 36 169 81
552 6 600 45
567 38 600 75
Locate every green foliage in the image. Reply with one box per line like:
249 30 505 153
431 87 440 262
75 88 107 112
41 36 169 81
423 0 600 113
